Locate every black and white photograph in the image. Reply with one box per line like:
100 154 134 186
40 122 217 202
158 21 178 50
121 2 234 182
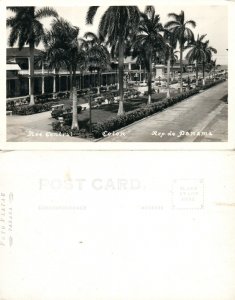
4 4 229 144
1 2 235 300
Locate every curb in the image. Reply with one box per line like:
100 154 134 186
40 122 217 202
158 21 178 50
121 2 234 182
95 81 227 142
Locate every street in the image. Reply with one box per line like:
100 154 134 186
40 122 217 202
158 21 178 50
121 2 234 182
100 81 228 142
7 111 88 142
6 81 227 143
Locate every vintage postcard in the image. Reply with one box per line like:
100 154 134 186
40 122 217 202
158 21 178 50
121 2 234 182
0 0 234 150
1 1 235 299
0 150 235 300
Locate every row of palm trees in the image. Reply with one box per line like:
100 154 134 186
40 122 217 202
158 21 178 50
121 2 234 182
7 6 218 130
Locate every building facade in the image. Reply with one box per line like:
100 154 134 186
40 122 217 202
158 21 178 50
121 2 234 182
7 47 119 99
7 47 194 99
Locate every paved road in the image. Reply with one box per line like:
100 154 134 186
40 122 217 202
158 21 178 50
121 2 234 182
100 81 228 142
7 111 88 142
7 81 227 143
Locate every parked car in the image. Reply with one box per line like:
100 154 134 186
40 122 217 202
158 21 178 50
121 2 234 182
51 104 82 119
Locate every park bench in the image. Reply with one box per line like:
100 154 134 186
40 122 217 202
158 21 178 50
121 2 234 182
6 111 12 116
51 104 64 111
80 103 89 110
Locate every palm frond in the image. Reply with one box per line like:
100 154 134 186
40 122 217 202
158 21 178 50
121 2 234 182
6 17 16 27
164 20 180 29
185 20 196 28
167 12 179 20
35 7 58 19
198 34 207 42
208 46 217 54
7 7 22 12
144 5 155 18
8 27 20 47
86 6 99 24
83 31 98 42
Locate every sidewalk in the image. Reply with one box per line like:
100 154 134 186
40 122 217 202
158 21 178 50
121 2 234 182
7 111 89 142
100 81 228 142
7 82 228 143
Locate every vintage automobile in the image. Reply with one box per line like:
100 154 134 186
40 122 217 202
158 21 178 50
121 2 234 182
51 104 82 119
51 104 65 119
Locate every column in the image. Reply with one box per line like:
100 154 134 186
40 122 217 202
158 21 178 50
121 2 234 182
166 58 170 98
42 76 45 94
106 74 109 90
53 74 56 99
59 75 61 92
28 57 31 96
15 79 21 97
66 76 69 91
41 61 44 94
28 77 31 95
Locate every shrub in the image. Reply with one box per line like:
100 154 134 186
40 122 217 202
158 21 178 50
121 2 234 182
100 86 107 92
109 85 118 91
91 87 98 93
77 105 82 113
62 113 90 130
92 88 200 138
13 102 58 115
57 92 68 99
35 94 55 104
51 109 64 119
52 120 89 137
6 100 15 110
143 89 156 96
200 79 225 90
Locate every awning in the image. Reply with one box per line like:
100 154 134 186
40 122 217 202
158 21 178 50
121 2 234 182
6 64 21 71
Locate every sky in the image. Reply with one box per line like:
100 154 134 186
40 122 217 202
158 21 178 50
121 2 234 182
6 5 228 65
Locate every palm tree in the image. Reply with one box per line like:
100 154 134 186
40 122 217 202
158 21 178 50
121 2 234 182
163 30 178 98
83 32 110 94
186 34 207 86
170 50 179 81
44 18 86 129
210 59 217 81
132 44 149 84
109 39 133 89
202 40 217 84
133 6 165 104
86 6 140 115
7 7 58 105
186 34 217 85
165 10 196 93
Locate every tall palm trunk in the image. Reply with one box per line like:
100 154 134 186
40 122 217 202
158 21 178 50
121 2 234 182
202 60 205 86
143 68 146 82
97 69 101 95
71 68 79 130
147 50 152 105
179 43 183 93
166 58 171 98
69 65 73 100
117 37 124 115
195 60 199 86
171 64 174 81
29 42 35 105
89 71 92 88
